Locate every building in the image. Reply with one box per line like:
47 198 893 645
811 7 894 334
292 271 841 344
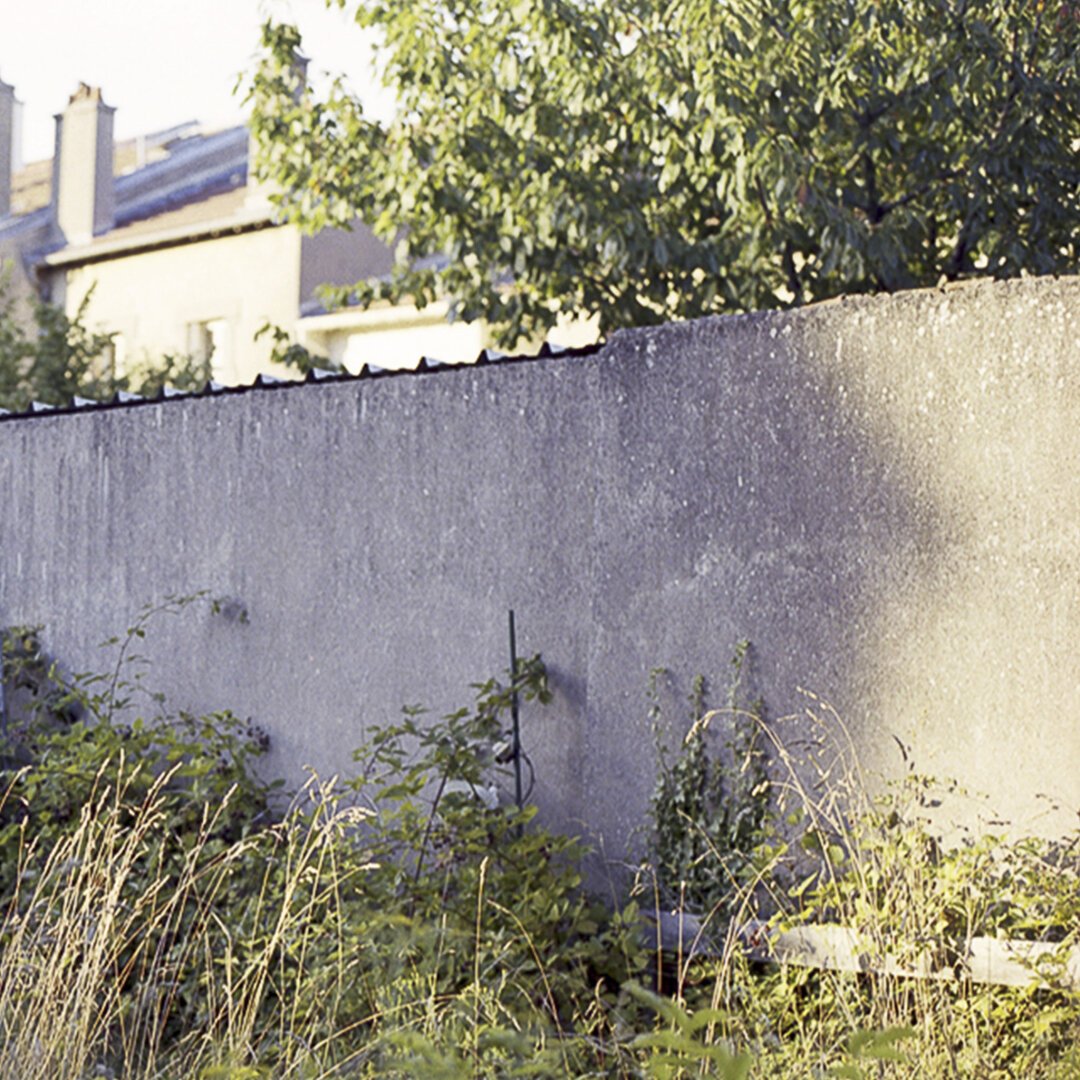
0 76 595 386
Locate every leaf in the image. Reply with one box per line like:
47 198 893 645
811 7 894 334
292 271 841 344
686 1007 732 1033
845 1026 916 1062
625 981 692 1031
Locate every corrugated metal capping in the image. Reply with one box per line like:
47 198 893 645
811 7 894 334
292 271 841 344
0 340 603 423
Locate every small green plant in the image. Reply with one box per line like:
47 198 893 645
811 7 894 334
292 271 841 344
647 642 771 923
255 321 336 375
628 982 753 1079
3 285 118 409
335 657 651 1074
828 1027 917 1078
123 348 214 397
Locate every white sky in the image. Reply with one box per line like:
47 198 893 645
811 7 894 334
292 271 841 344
3 0 391 165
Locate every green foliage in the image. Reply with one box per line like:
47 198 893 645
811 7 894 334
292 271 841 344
0 276 215 411
0 600 286 1076
3 605 1079 1076
728 696 1080 1078
329 657 653 1074
122 349 215 398
0 611 654 1076
249 0 1080 346
0 600 275 873
0 276 324 413
0 280 118 410
628 982 753 1079
255 321 336 376
648 643 770 922
827 1027 917 1078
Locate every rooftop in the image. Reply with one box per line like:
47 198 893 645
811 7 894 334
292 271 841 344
2 121 260 260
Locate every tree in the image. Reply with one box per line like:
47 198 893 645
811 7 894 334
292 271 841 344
0 283 119 412
249 0 1080 347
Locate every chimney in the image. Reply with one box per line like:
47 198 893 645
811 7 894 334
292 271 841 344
53 83 115 243
0 74 15 218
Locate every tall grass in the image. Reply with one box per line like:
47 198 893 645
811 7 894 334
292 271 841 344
0 762 373 1079
1 612 1077 1077
0 710 1059 1078
645 690 1080 1078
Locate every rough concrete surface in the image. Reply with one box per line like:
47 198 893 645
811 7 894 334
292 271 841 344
1 275 1078 879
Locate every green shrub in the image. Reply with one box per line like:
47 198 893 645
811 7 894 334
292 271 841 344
647 643 771 924
0 607 652 1077
699 695 1080 1078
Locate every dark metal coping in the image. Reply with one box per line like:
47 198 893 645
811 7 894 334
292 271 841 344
0 339 605 424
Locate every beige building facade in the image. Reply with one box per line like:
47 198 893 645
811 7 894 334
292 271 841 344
0 77 597 388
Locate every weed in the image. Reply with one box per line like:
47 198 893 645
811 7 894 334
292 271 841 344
646 642 771 926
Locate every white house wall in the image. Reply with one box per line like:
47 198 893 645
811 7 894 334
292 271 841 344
55 224 305 384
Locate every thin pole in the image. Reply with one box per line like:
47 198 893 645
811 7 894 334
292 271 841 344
508 609 523 813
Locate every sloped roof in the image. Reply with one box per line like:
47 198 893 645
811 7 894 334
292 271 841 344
43 185 272 268
10 121 207 217
9 156 52 217
2 123 261 263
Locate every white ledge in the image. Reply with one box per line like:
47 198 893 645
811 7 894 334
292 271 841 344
740 921 1080 990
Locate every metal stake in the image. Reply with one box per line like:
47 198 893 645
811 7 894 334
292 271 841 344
508 609 523 813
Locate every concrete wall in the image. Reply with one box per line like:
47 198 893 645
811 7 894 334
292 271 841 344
1 276 1078 871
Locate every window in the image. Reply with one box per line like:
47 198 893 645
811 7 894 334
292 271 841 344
107 331 126 378
187 318 234 384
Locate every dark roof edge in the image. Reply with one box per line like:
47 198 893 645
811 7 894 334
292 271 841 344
0 339 606 424
41 210 276 268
